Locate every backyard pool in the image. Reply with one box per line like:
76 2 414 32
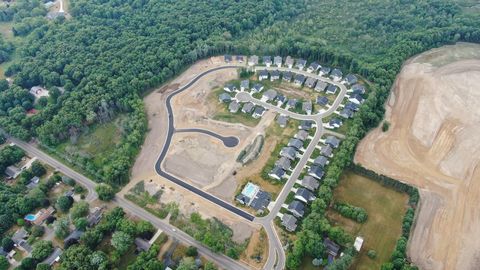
25 214 37 222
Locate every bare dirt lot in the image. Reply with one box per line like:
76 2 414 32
355 43 480 270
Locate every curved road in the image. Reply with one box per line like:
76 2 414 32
175 128 239 147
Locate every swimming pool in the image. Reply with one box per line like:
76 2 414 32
25 214 37 222
242 183 259 199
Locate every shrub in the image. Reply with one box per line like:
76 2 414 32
382 121 390 132
96 184 115 201
367 249 377 259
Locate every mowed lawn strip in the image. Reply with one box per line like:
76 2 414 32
328 171 408 270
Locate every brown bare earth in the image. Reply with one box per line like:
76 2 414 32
355 43 480 270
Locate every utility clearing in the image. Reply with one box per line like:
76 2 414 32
355 43 480 270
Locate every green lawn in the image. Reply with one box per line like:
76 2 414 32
209 87 261 127
328 171 409 270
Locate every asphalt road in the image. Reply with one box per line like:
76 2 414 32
175 128 239 147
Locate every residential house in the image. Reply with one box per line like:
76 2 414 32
302 101 312 115
328 118 343 129
295 188 315 203
251 83 264 93
281 214 298 232
277 115 288 128
285 56 294 68
339 108 354 118
288 138 304 150
295 59 307 70
135 237 152 252
258 69 269 81
277 95 287 106
314 81 328 92
236 182 272 211
349 93 364 104
321 144 333 157
331 68 343 81
224 55 232 63
229 101 241 113
324 238 341 258
262 89 277 102
307 62 321 73
218 93 231 103
313 155 329 167
345 102 360 112
248 55 259 66
242 102 255 114
269 166 286 180
308 165 325 180
283 71 293 82
42 248 62 266
319 66 331 76
287 201 305 218
252 106 266 119
326 85 338 94
30 86 49 99
235 55 244 63
262 56 272 67
299 120 314 130
305 77 317 88
280 147 298 160
275 156 291 171
286 98 298 110
316 96 328 106
32 207 55 226
274 56 282 67
249 190 271 211
270 70 280 81
223 83 236 93
294 74 306 86
352 84 366 94
87 207 103 227
64 230 84 248
5 165 21 179
300 176 320 191
344 74 358 85
295 130 309 141
325 136 341 148
240 80 249 91
26 176 40 190
12 228 32 253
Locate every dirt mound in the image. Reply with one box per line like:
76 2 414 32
355 43 480 270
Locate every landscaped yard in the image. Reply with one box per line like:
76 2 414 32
209 87 261 127
328 171 409 270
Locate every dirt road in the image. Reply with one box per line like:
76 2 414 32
355 43 480 270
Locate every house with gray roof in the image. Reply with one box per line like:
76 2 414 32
324 238 341 257
5 165 21 179
242 102 255 114
325 136 341 148
349 93 364 104
319 66 331 76
224 55 232 63
315 81 328 92
331 68 343 81
294 74 306 86
26 176 40 189
285 56 294 68
252 106 266 119
344 74 358 85
288 201 305 217
340 108 354 118
286 98 298 109
223 83 236 93
288 138 304 150
269 166 286 180
326 84 338 94
352 84 366 94
296 59 307 70
307 62 321 73
248 55 259 66
302 101 312 115
300 176 320 191
281 214 298 232
218 93 231 103
295 130 309 141
277 95 287 106
270 70 280 81
249 190 271 211
229 101 241 113
87 207 103 227
305 77 317 88
12 228 28 246
236 55 244 62
263 56 272 67
274 56 282 67
321 144 333 157
240 80 249 91
259 69 269 81
277 114 288 128
328 118 343 129
64 230 84 248
280 146 298 160
299 120 314 130
316 96 328 106
262 89 277 102
345 102 360 111
313 156 329 167
275 156 291 171
42 248 62 266
283 71 293 82
295 188 315 203
135 237 152 252
251 83 264 93
308 165 325 180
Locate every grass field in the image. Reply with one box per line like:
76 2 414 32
328 171 408 270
